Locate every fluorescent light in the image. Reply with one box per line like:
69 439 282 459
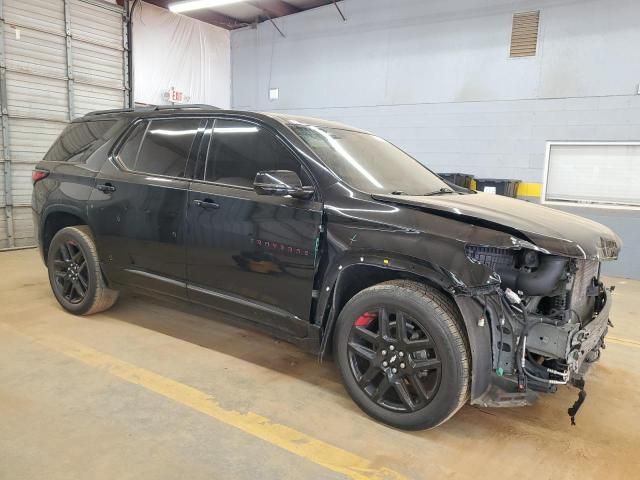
149 129 199 136
213 126 259 134
169 0 247 13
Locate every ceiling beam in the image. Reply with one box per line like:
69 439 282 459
183 9 249 29
143 0 248 29
248 0 300 19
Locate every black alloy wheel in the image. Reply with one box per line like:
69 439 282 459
334 280 470 430
47 225 119 315
347 307 442 413
52 239 89 304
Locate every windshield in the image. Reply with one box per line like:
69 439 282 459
290 125 450 195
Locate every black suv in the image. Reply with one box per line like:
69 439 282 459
32 105 621 430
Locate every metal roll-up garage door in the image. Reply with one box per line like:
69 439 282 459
0 0 129 249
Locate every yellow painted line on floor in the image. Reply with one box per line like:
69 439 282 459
607 335 640 349
1 323 406 480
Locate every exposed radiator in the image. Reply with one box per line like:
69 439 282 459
570 260 600 323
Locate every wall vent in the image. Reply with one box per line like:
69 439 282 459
510 11 540 57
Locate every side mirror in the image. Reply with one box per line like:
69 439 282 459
253 170 315 200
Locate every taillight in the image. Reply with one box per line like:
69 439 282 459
32 169 49 184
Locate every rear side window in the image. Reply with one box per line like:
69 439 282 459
116 118 201 178
205 119 306 188
44 120 118 163
135 118 201 177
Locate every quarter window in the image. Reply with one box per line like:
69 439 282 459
206 119 307 188
44 120 118 163
117 121 146 170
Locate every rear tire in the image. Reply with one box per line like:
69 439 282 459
47 225 119 315
334 280 469 430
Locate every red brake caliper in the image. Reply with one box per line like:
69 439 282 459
354 311 377 327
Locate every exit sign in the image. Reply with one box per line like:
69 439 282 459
163 86 191 104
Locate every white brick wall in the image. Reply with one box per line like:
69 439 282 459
269 95 640 182
231 0 640 181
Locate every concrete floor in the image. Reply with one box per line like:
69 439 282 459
1 249 639 480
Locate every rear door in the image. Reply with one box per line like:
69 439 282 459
88 117 205 299
186 118 322 336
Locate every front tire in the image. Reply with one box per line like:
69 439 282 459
47 225 119 315
334 280 469 430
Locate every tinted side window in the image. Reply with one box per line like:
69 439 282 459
117 121 147 170
206 119 307 188
134 118 200 178
44 120 118 163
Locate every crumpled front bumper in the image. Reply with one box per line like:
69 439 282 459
472 287 613 408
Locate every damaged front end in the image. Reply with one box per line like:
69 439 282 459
360 191 622 424
463 243 616 424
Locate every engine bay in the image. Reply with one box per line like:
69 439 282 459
465 245 612 422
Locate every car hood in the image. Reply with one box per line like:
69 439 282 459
372 192 622 260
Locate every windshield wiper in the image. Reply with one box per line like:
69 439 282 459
389 188 455 196
423 188 455 196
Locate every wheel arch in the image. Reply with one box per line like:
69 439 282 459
41 206 90 261
316 253 492 402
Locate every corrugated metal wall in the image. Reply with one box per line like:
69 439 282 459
0 0 129 248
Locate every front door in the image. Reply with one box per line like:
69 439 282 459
186 118 322 336
88 117 205 298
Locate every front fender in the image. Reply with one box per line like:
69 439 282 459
315 251 493 404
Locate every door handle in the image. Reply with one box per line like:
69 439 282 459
193 198 220 209
96 182 116 193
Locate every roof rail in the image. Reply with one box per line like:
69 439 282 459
83 104 220 118
83 107 139 117
152 104 221 111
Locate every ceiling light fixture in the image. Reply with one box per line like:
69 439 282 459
169 0 247 14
